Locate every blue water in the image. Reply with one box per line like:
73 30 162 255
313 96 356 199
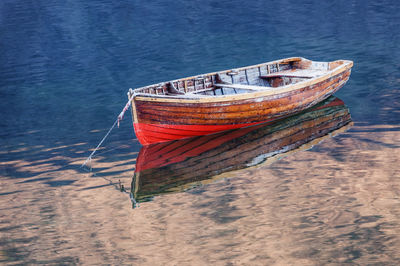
1 0 400 264
1 0 399 148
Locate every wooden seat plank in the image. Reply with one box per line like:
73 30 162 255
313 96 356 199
260 69 324 79
214 83 268 91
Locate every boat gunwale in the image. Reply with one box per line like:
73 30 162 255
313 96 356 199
130 57 353 104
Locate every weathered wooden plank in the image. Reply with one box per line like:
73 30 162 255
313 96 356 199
135 71 349 117
136 81 344 125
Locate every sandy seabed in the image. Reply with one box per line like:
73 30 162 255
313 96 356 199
1 123 400 265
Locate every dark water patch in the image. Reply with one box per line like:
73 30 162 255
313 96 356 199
45 180 76 187
186 187 208 197
17 177 53 184
0 236 38 245
355 215 383 224
0 246 28 264
29 256 80 265
79 183 115 191
351 137 400 149
111 160 137 168
196 190 245 224
0 190 24 196
350 127 400 133
0 225 22 232
92 170 132 177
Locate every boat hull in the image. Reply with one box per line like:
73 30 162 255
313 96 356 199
132 68 351 145
133 120 276 145
134 69 350 145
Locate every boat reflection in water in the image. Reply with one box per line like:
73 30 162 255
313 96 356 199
131 96 352 205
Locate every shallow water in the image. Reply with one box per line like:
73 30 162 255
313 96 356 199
1 0 400 264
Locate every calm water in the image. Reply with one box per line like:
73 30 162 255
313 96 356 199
1 0 400 264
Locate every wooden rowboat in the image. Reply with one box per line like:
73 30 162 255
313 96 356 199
131 96 352 203
128 57 353 145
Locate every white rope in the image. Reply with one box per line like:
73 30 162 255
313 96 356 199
81 90 136 168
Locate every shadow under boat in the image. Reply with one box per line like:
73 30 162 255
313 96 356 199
131 96 352 204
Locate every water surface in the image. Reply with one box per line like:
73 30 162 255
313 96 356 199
1 0 400 264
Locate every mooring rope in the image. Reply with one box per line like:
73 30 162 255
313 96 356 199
81 90 136 168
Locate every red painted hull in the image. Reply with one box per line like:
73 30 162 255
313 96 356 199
134 119 277 145
134 94 345 145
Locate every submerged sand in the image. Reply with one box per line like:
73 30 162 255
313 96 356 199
1 123 400 265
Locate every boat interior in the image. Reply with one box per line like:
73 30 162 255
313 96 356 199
133 58 348 97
